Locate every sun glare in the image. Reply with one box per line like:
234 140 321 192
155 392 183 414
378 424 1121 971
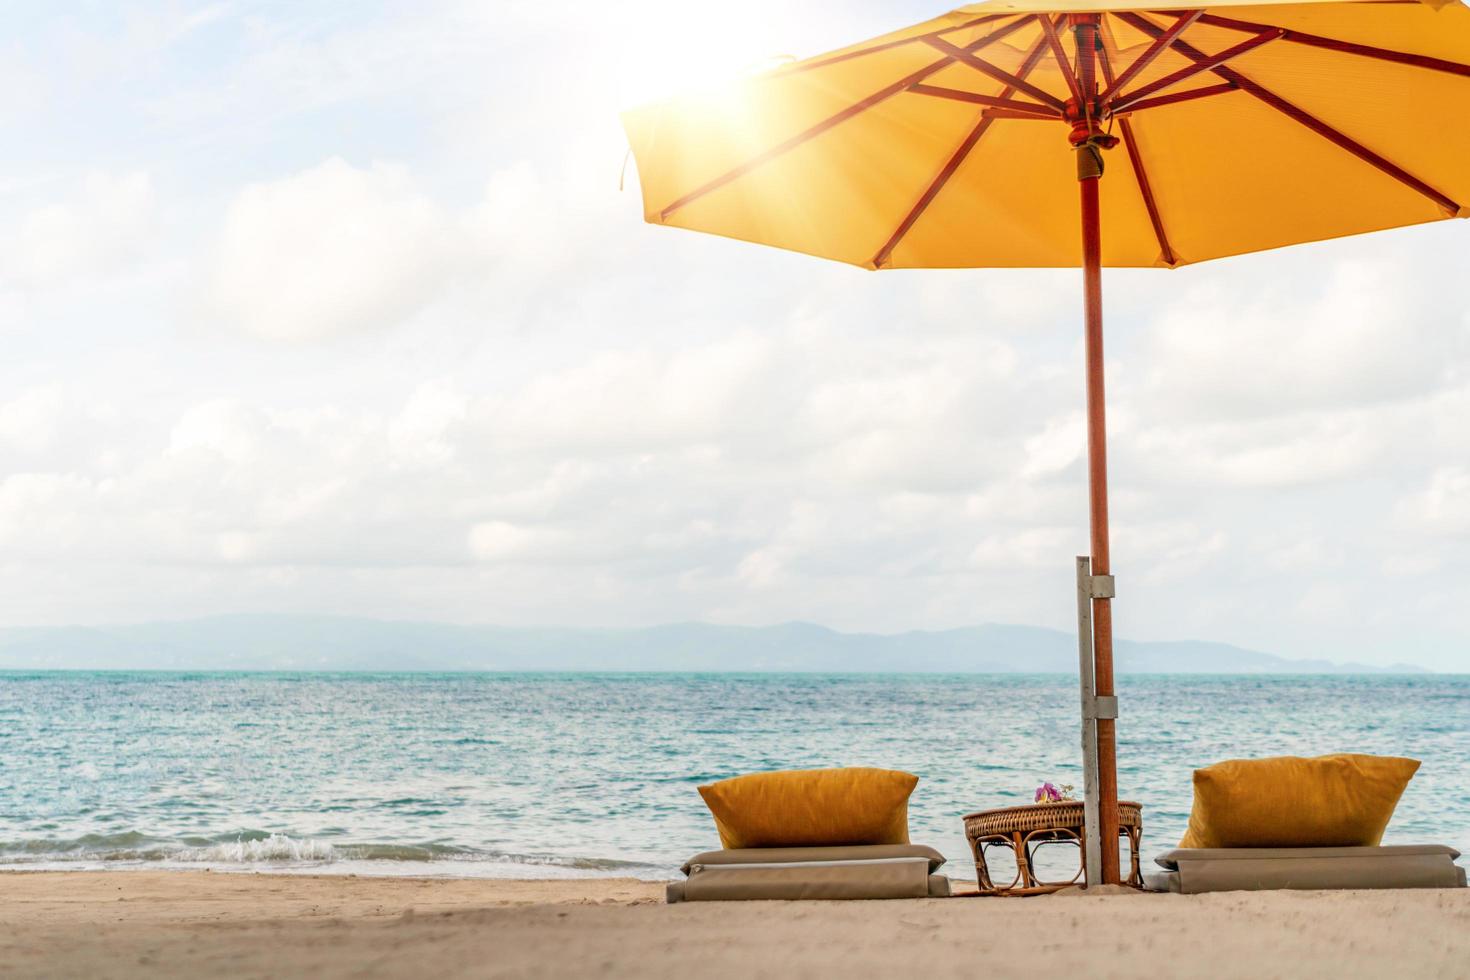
612 1 802 109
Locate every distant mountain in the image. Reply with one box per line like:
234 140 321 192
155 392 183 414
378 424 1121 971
0 615 1429 673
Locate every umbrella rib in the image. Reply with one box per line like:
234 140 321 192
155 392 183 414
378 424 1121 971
1109 29 1283 113
1040 16 1085 106
1118 81 1238 114
774 13 1014 78
1098 24 1178 268
1195 13 1470 78
907 83 1060 119
657 15 1037 221
1097 22 1119 86
871 35 1053 269
980 108 1065 121
922 37 1069 112
1099 10 1203 103
1115 11 1462 217
1117 118 1178 266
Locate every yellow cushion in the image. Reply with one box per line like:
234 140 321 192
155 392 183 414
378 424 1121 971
698 767 918 849
1180 754 1419 848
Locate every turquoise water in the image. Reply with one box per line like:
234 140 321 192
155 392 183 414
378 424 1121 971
0 672 1466 879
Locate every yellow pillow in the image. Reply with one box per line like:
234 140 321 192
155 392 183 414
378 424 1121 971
698 767 918 849
1180 753 1419 848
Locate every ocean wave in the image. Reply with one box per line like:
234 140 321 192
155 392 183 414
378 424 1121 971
183 833 338 863
0 832 651 873
0 832 335 864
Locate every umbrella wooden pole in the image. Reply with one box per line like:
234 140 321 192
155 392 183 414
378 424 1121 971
1080 174 1120 886
1074 13 1121 887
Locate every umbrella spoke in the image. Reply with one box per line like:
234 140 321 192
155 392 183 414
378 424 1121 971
658 15 1037 221
1040 16 1086 106
1116 11 1463 217
1118 82 1238 114
907 83 1059 118
1195 13 1470 79
1110 28 1283 113
1098 10 1202 104
1117 118 1178 266
871 35 1053 269
923 36 1069 112
1095 24 1181 267
1096 23 1118 84
980 109 1066 120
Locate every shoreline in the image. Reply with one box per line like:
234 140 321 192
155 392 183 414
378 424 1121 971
0 862 674 881
3 871 1468 979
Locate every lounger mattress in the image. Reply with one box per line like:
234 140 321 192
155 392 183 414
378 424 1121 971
668 844 951 902
1145 844 1465 893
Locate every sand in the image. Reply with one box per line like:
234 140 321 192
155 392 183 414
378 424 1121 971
2 871 1467 979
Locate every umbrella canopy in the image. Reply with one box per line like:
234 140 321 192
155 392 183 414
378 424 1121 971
620 0 1470 886
624 0 1470 269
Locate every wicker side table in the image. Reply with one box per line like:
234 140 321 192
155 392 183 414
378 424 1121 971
962 800 1143 894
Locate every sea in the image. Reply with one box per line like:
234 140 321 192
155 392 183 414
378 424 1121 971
1 672 1466 881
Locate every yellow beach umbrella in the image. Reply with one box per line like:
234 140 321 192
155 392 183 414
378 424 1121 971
621 0 1470 885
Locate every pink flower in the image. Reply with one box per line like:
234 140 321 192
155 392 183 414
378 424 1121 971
1035 782 1063 803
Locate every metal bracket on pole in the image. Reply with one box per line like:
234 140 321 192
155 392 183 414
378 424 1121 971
1076 556 1104 887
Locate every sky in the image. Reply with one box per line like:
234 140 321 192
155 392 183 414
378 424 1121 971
0 1 1466 670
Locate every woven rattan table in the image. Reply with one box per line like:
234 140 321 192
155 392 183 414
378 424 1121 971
962 800 1143 894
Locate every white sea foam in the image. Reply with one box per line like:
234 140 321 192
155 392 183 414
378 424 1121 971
176 834 338 863
0 832 660 878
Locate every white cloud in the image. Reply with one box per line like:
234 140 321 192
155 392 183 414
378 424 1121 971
1395 467 1470 536
0 254 1466 666
0 387 68 453
389 380 468 467
1021 412 1085 479
1129 411 1388 488
969 526 1076 571
1144 257 1466 419
467 521 572 563
489 335 778 450
0 473 95 552
169 399 266 464
1 171 153 288
205 158 455 341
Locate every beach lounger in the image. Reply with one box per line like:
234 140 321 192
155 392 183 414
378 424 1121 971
666 843 952 903
1144 845 1466 894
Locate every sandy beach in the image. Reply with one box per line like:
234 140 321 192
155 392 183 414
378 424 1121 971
1 872 1466 979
